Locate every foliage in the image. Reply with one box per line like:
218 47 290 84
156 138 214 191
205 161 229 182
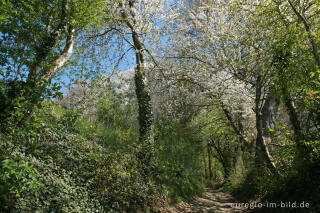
0 0 320 212
155 119 205 204
0 101 162 212
0 0 109 127
0 157 42 210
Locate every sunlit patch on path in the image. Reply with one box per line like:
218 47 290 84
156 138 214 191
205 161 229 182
163 189 248 213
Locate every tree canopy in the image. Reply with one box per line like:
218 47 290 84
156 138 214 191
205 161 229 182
0 0 319 212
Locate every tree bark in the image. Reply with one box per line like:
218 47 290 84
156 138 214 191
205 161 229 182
220 101 246 143
282 89 309 155
120 1 154 179
288 0 320 69
207 145 213 180
219 100 251 152
211 139 230 178
254 76 278 173
37 28 75 87
1 27 74 126
203 151 208 179
121 0 153 144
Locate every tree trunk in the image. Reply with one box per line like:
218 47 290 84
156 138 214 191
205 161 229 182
282 88 309 155
207 145 213 180
288 0 320 69
133 47 153 143
211 139 230 178
203 151 208 179
122 1 153 144
219 100 251 151
255 76 277 173
214 158 218 180
121 1 154 177
0 26 74 128
130 25 154 177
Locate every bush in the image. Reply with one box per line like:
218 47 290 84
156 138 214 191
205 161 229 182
231 161 320 212
0 101 162 212
154 119 205 204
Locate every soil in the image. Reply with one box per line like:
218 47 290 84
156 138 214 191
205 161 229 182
162 188 249 213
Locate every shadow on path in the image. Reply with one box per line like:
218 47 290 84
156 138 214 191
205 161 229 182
163 188 249 213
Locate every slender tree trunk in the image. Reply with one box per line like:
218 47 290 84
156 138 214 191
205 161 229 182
219 100 251 151
214 157 218 180
282 88 309 155
130 26 154 177
133 47 153 143
255 76 277 173
288 0 320 69
203 151 208 179
121 1 154 177
122 1 153 144
233 143 242 174
211 139 230 178
207 145 213 180
1 26 74 127
221 159 230 179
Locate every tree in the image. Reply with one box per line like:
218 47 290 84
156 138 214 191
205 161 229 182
119 0 153 144
155 0 280 172
90 0 167 178
0 0 107 127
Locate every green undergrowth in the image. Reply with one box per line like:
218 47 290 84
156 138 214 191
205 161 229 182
0 101 161 212
225 161 320 212
0 101 208 211
154 119 206 205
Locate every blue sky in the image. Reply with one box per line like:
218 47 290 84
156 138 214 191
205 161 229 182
53 31 137 94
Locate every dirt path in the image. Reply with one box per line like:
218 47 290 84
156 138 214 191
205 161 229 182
163 189 249 213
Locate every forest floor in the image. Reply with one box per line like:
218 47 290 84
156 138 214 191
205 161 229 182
163 188 249 213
